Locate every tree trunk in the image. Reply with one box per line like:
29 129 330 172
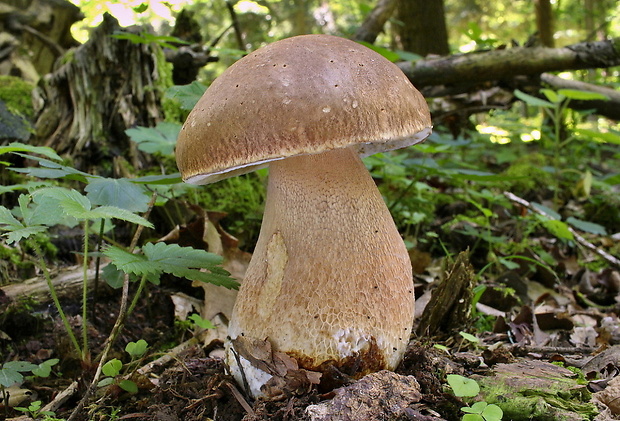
0 0 82 82
394 0 449 56
33 14 168 174
535 0 554 47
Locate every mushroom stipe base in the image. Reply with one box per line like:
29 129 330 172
226 146 415 397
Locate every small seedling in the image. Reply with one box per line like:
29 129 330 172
14 400 56 418
188 314 215 329
459 331 480 346
97 340 151 394
447 374 503 421
461 401 504 421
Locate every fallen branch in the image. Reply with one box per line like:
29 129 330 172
352 0 397 44
503 191 620 268
398 38 620 87
1 266 96 303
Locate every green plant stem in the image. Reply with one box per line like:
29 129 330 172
81 221 90 358
126 274 148 318
30 239 82 358
68 192 158 421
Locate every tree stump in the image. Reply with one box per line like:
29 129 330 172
33 13 168 174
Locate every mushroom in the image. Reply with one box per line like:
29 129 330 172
175 34 431 397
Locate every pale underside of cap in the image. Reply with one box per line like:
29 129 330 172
175 34 432 184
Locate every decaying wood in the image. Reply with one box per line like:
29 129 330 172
305 371 423 421
33 13 166 173
416 251 475 336
1 266 96 303
398 38 620 87
0 0 81 81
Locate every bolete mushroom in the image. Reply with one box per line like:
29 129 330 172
175 34 431 397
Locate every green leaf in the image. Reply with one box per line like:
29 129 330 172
102 263 126 289
558 89 608 101
119 379 138 394
0 368 23 387
142 242 222 268
3 225 48 244
31 359 59 378
357 41 400 62
104 243 238 289
133 3 148 12
566 217 607 235
462 415 484 421
541 88 563 104
531 202 561 220
539 217 574 241
85 178 150 212
97 377 114 387
576 129 620 145
499 258 520 270
32 188 152 227
4 361 38 372
0 142 62 161
104 246 152 276
11 154 94 182
125 122 181 155
447 374 480 397
131 173 183 185
102 359 122 377
166 82 207 110
0 205 23 229
514 89 554 108
189 314 215 329
86 206 153 228
463 401 488 414
125 339 148 357
395 50 422 62
30 193 79 227
459 331 479 343
481 403 503 421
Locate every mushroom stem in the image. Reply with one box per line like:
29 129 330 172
228 146 415 395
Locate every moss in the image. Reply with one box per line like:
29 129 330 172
476 362 598 421
502 153 555 195
0 76 34 118
583 193 620 233
152 45 186 123
199 172 266 247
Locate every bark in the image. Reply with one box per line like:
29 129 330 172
535 0 555 47
352 0 397 44
33 14 167 174
0 0 82 81
394 0 449 56
416 251 475 336
398 38 620 87
1 266 96 303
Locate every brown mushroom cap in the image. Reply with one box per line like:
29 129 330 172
176 34 431 184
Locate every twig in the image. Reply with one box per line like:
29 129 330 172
226 383 254 415
225 0 246 52
503 191 620 267
352 0 397 43
68 193 158 421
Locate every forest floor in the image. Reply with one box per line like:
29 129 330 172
2 240 620 421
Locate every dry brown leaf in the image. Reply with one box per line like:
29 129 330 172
593 375 620 416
